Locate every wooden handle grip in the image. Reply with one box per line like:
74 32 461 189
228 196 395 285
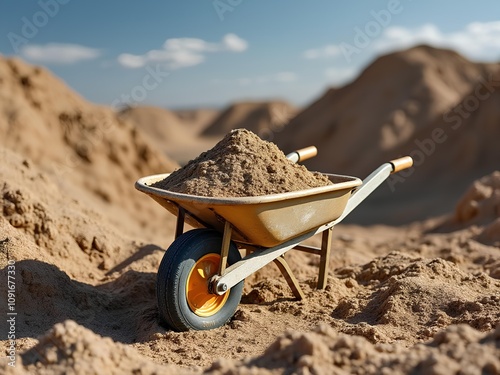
390 156 413 173
295 146 318 162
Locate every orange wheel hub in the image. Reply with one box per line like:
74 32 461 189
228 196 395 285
186 253 229 317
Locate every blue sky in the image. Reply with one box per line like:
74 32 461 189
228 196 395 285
1 0 500 109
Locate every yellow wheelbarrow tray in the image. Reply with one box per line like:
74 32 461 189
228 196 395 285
135 149 413 331
136 172 362 248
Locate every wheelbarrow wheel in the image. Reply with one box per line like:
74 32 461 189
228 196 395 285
157 228 244 331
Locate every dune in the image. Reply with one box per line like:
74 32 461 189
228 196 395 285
119 105 221 165
202 100 297 141
174 108 220 134
380 79 500 223
118 105 187 145
0 57 178 240
275 45 500 224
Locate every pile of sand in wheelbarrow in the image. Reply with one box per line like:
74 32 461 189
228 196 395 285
152 128 332 197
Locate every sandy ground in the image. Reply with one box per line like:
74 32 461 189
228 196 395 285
1 145 498 373
0 50 499 374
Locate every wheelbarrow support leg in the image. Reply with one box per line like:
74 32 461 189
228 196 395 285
175 206 185 239
273 255 305 300
317 227 333 289
218 221 232 276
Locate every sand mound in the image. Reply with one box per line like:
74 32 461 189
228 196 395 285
335 253 499 339
454 171 500 245
0 147 132 277
174 108 219 134
455 171 500 246
118 105 187 145
0 147 166 344
152 129 331 197
8 320 194 375
368 172 500 280
0 57 178 240
202 101 296 141
0 256 156 342
119 105 221 165
277 45 490 174
275 45 500 224
207 324 500 375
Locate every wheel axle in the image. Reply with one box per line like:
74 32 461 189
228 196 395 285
209 276 228 296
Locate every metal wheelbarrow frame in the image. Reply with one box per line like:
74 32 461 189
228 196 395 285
135 148 413 331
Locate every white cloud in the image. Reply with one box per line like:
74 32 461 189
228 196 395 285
222 33 248 52
303 45 341 59
373 22 500 61
21 43 100 64
325 67 358 86
118 33 248 69
116 54 145 69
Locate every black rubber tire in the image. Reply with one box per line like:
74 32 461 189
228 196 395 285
157 229 244 331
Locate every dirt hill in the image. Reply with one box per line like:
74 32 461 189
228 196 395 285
0 57 178 239
202 100 297 141
174 108 219 134
119 105 220 165
275 45 500 223
118 105 187 146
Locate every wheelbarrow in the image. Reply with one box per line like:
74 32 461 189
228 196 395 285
135 146 413 331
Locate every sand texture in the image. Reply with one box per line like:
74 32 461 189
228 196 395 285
0 49 499 374
152 129 331 197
